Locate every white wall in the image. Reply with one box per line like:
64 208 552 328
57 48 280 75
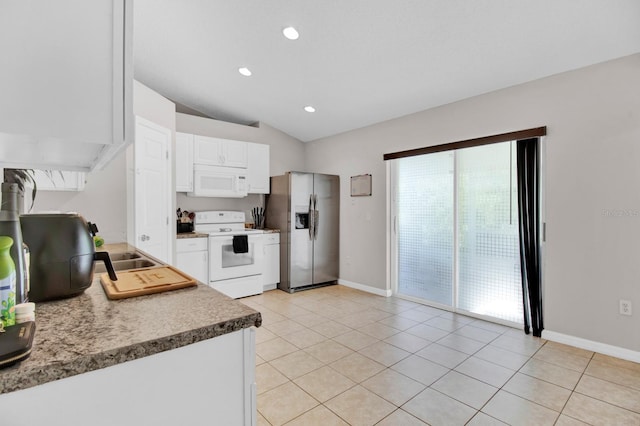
32 154 127 243
305 53 640 355
175 113 305 217
33 81 177 244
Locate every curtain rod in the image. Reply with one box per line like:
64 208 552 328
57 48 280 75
383 126 547 161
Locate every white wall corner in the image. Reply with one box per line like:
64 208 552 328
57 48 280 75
338 279 392 297
542 329 640 364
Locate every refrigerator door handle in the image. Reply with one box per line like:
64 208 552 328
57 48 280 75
308 194 314 240
313 194 319 240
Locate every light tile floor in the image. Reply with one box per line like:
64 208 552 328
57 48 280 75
243 285 640 426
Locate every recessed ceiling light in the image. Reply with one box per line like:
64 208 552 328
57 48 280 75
238 67 252 77
304 106 316 113
282 26 299 40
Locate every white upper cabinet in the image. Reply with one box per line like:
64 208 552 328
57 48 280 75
32 170 86 192
175 132 194 192
0 0 133 172
247 143 270 194
193 135 248 168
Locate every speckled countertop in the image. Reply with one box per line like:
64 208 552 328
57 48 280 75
0 244 262 394
176 229 279 238
176 231 209 239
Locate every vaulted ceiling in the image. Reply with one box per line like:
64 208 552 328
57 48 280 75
133 1 640 142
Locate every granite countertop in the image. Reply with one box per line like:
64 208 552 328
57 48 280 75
0 244 262 394
177 229 279 238
176 231 209 239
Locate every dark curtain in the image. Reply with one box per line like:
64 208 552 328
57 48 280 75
516 138 543 337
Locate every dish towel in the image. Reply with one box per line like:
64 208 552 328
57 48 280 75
232 235 249 254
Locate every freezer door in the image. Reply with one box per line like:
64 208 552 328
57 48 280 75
289 172 314 288
312 173 340 285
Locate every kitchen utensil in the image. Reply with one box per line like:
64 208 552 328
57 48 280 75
20 213 118 302
100 265 197 300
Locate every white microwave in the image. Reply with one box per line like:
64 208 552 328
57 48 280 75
189 164 248 198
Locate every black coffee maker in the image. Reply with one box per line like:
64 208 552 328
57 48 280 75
20 213 117 302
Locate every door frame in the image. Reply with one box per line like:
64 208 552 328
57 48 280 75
388 138 547 328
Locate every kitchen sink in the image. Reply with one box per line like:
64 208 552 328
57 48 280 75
94 256 158 273
108 252 142 261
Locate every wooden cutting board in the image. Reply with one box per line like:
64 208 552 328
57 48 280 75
100 266 197 300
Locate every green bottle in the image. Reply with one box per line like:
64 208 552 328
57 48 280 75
0 236 16 327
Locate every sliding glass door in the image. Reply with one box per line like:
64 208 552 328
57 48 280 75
395 142 523 324
397 152 454 305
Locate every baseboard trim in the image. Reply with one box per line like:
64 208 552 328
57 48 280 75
338 279 392 297
542 330 640 363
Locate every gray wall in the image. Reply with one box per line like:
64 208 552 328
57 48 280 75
305 53 640 352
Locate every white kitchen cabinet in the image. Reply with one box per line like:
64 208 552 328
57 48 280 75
0 329 257 426
193 135 248 168
247 143 270 194
175 132 194 192
32 170 86 191
0 0 133 172
176 237 208 284
263 233 280 289
176 237 208 283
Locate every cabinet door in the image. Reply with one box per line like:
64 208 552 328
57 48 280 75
221 141 248 168
175 132 194 192
32 170 86 191
193 135 223 165
247 143 270 194
0 0 133 172
263 243 280 286
176 250 209 284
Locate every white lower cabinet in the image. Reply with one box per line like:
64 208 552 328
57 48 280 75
263 233 280 289
175 237 208 283
0 329 257 426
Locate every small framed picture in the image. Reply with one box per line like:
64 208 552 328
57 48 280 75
350 174 372 197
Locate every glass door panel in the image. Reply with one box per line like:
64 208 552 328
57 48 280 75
395 142 523 325
457 143 523 323
397 152 454 305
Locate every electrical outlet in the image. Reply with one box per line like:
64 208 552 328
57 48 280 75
619 299 632 316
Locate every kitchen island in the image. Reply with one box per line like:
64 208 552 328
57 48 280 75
0 245 261 425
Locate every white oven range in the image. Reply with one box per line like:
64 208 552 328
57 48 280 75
194 210 265 299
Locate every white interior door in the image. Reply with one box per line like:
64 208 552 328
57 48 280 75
134 116 170 263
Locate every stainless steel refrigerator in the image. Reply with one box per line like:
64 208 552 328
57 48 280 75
266 172 339 293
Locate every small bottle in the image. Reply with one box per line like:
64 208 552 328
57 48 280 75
15 302 35 324
0 235 16 327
